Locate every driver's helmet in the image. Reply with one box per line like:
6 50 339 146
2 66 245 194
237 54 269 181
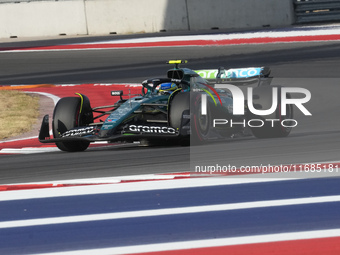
158 82 178 95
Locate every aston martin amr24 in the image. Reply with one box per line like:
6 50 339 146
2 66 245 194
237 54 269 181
39 60 294 152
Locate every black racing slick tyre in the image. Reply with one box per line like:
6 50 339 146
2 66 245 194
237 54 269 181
249 86 294 138
168 92 190 130
52 97 91 152
168 92 190 145
191 93 211 143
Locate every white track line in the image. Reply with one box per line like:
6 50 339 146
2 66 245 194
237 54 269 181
0 147 60 154
33 228 340 255
83 25 340 45
0 136 38 144
3 25 340 53
1 195 339 229
0 171 336 202
25 91 60 106
0 176 293 201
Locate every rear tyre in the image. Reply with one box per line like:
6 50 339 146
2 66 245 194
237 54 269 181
249 86 294 138
52 97 91 152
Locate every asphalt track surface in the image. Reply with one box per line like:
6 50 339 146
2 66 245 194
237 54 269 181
1 39 340 184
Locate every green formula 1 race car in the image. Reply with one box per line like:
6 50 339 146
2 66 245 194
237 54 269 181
39 60 294 151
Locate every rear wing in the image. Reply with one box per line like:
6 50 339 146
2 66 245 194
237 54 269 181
195 66 272 86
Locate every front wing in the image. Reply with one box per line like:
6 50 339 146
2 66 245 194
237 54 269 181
38 113 190 144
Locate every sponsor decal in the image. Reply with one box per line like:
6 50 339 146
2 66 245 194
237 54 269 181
128 125 176 134
61 126 95 137
196 68 262 79
101 123 115 130
111 91 123 96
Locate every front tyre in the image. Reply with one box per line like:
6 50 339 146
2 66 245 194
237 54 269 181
52 97 91 152
168 92 190 145
191 93 211 143
168 92 190 130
